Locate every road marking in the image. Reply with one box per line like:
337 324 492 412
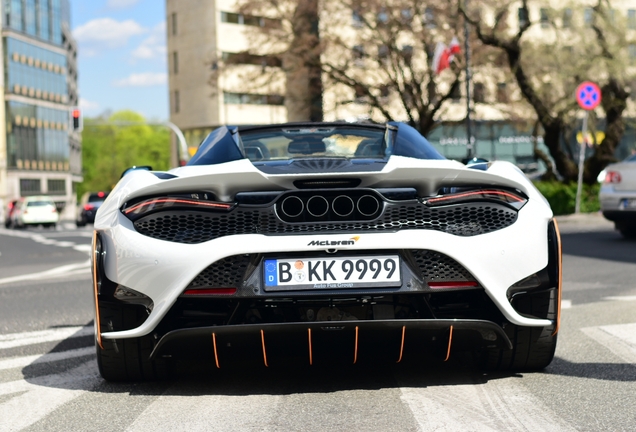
0 228 91 255
561 299 572 309
581 323 636 364
0 260 90 286
0 347 94 371
399 378 577 432
0 326 92 350
603 296 636 302
0 361 99 432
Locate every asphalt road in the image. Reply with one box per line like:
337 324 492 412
0 215 635 431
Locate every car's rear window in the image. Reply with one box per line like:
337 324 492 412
88 193 108 203
27 201 54 207
239 126 390 162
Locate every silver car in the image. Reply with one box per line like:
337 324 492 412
600 154 636 238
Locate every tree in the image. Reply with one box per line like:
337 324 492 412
233 0 479 134
79 111 170 198
461 0 631 183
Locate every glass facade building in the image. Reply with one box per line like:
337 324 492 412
0 0 80 217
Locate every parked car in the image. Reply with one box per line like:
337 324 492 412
76 191 109 227
600 153 636 238
11 196 59 228
3 199 19 228
92 122 561 381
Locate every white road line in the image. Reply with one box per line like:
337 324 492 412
0 347 94 371
0 361 99 432
399 378 577 432
561 299 572 309
0 326 93 350
0 260 90 286
581 322 636 364
603 296 636 302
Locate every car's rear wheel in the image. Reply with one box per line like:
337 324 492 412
479 288 557 371
615 222 636 239
96 303 171 382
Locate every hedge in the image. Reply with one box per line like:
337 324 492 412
533 181 600 216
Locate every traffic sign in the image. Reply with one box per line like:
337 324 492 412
576 81 601 110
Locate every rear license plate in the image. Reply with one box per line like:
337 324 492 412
263 256 401 291
620 199 636 209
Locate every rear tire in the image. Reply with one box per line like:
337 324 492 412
96 303 170 382
480 288 557 371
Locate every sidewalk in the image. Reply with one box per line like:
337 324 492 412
555 211 615 232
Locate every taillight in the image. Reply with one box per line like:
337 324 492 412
84 204 95 211
428 281 479 289
423 188 527 210
604 171 622 184
122 197 235 221
182 288 237 296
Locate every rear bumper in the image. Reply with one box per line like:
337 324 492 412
147 319 512 363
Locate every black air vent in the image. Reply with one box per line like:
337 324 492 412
293 159 351 171
294 178 361 189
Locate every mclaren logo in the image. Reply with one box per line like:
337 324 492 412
307 236 360 246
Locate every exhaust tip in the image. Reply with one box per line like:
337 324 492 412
332 195 354 217
357 195 380 217
307 195 329 217
281 196 304 218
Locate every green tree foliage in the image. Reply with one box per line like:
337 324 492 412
78 110 170 198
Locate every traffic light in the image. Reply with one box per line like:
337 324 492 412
70 107 83 132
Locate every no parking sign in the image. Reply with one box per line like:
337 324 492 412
576 81 602 110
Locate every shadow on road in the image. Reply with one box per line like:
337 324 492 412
561 230 636 265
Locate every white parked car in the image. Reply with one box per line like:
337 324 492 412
600 154 636 238
11 196 59 229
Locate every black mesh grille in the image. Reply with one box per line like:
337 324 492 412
410 250 475 282
133 202 517 244
187 255 252 288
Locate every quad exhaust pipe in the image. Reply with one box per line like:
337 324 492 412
279 193 381 220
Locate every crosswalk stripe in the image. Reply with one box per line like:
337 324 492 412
0 347 94 371
0 326 92 350
581 322 636 364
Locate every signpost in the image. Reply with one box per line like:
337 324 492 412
574 81 602 214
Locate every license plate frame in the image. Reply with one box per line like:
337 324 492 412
263 255 402 292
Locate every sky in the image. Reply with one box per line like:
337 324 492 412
71 0 168 121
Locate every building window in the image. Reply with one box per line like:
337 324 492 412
47 179 66 195
221 12 241 24
172 51 178 74
540 8 549 28
584 8 593 26
629 10 636 29
423 7 435 28
629 44 636 64
20 178 41 196
171 12 177 35
562 8 572 28
173 90 180 113
352 10 363 27
450 84 461 102
222 52 282 67
220 11 281 28
496 82 508 103
473 83 485 103
223 92 284 105
518 8 528 28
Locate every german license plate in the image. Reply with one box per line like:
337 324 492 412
263 256 401 291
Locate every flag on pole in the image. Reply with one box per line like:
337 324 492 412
432 37 461 74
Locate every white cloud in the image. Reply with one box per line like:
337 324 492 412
106 0 141 9
73 18 146 56
79 98 100 112
132 22 166 60
112 72 167 87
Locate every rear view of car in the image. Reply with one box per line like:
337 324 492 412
600 154 636 238
76 191 108 227
13 196 59 228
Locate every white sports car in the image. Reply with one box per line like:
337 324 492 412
92 122 562 381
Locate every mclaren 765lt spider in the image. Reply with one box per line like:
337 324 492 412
91 122 562 381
